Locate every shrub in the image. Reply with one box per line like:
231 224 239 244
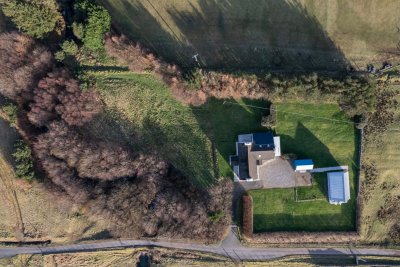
208 211 224 223
1 103 18 126
72 22 85 40
73 0 111 51
242 194 253 237
28 69 102 126
0 0 61 39
54 50 66 62
61 40 79 56
184 68 203 90
261 104 276 128
55 40 79 62
340 78 376 117
12 140 35 181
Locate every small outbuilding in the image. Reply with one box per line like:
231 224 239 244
294 159 314 173
327 171 350 205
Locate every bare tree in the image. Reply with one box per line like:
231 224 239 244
28 69 102 126
0 32 53 102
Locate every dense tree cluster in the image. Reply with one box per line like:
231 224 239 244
35 121 137 181
33 120 232 238
0 32 53 101
0 31 232 241
28 69 102 126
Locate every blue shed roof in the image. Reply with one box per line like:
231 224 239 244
294 159 314 167
252 132 274 151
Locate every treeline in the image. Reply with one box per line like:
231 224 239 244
0 31 232 240
105 34 376 117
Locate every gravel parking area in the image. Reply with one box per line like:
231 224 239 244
258 158 311 188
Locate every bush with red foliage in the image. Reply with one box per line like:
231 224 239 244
34 121 137 181
32 120 233 240
0 32 53 102
104 34 203 103
28 69 102 127
242 194 253 238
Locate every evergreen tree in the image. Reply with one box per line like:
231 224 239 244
0 0 60 39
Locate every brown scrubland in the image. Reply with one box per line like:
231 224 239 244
0 32 232 241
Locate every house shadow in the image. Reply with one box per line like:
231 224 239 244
280 122 341 195
191 97 270 221
191 97 270 178
101 0 350 71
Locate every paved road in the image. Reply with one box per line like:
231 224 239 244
1 236 400 261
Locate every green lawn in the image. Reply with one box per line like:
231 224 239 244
250 103 358 232
296 173 326 201
192 98 268 178
90 71 215 188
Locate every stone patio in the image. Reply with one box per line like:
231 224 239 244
258 158 311 188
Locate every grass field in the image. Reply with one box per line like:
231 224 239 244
91 71 216 188
99 0 400 70
360 84 400 242
250 103 357 232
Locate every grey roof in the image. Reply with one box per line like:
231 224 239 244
248 149 275 180
238 134 253 143
327 171 350 204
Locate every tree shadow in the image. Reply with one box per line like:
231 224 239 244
82 108 216 188
100 0 350 71
168 0 350 71
140 116 216 188
306 249 357 266
76 229 113 242
282 122 340 167
99 0 189 66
